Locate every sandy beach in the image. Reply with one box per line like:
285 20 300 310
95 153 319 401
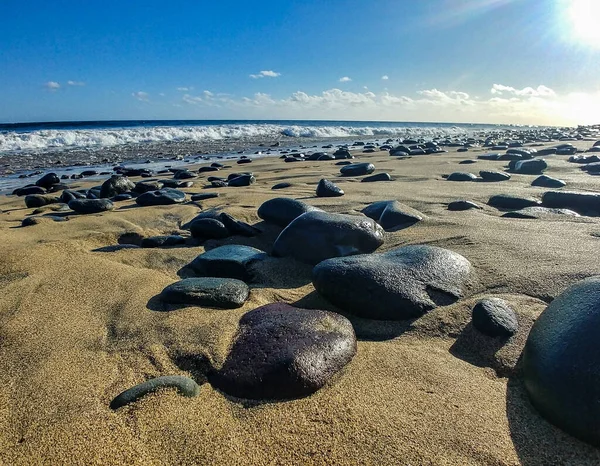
1 142 600 465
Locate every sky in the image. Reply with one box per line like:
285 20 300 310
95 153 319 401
1 0 600 125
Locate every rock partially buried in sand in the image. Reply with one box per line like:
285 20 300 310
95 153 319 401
191 192 219 201
361 173 392 182
141 235 186 248
448 200 482 211
513 159 547 175
257 197 320 227
68 198 114 214
316 179 344 197
136 188 186 206
541 191 600 216
531 175 566 188
100 175 135 198
361 200 423 231
472 298 518 337
24 194 60 208
340 163 375 176
271 182 292 190
190 218 230 239
160 277 249 308
523 276 600 447
488 194 541 210
210 303 356 400
502 207 580 219
228 174 255 187
21 215 68 227
272 211 384 265
110 375 200 409
312 245 472 320
447 172 477 182
188 245 268 281
479 171 511 182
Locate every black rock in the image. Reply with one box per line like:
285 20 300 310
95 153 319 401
479 171 511 182
94 244 141 252
188 245 267 281
477 153 501 160
100 175 135 198
361 200 422 231
190 218 230 239
316 179 344 197
447 172 477 181
191 193 219 201
459 160 477 165
271 182 292 190
160 277 249 308
198 166 220 173
110 376 200 410
472 298 518 337
21 215 67 227
531 175 566 188
24 194 60 208
488 194 541 210
227 174 255 187
582 162 600 174
340 163 375 176
133 180 163 194
333 149 352 159
448 200 482 211
35 173 60 190
136 188 186 206
173 170 197 180
312 245 472 320
317 153 335 161
12 186 45 196
502 207 580 219
210 303 356 400
361 172 392 182
59 190 86 203
257 198 320 227
523 277 600 446
219 213 261 237
541 191 600 215
237 158 253 164
113 193 133 201
141 235 186 248
161 179 193 188
512 159 548 175
69 198 114 214
272 211 384 265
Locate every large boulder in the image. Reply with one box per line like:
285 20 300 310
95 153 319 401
24 194 60 208
272 211 384 265
136 188 186 206
488 194 541 210
35 173 60 190
339 163 375 176
257 198 320 227
512 159 548 174
100 175 135 198
312 245 472 320
541 191 600 216
523 277 600 447
361 200 423 231
187 245 267 281
210 303 356 400
160 277 249 308
68 198 114 214
531 175 566 188
316 179 344 197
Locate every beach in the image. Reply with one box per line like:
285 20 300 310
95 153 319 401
1 137 600 465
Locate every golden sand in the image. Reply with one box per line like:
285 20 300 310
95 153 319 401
1 146 599 465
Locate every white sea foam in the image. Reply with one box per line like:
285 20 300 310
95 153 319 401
0 123 479 154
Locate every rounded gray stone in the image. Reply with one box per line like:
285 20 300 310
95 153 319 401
160 277 249 308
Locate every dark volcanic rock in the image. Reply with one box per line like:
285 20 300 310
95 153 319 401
257 198 320 227
448 200 482 211
488 194 541 210
136 188 186 206
272 211 384 265
312 245 472 320
271 182 292 190
447 172 477 181
531 175 566 188
24 194 60 208
68 198 114 214
227 174 255 187
523 277 600 446
141 235 186 248
191 193 219 201
340 163 375 176
333 149 353 159
361 200 422 231
479 171 511 182
21 215 67 227
190 218 230 239
512 159 548 175
35 173 60 190
472 298 518 337
210 303 356 400
173 170 197 180
361 173 392 182
100 175 135 198
133 180 163 194
13 186 45 196
542 191 600 216
59 190 86 203
110 376 200 409
188 245 267 281
160 277 249 308
219 213 261 237
316 179 344 197
502 207 580 219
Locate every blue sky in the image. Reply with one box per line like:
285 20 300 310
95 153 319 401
1 0 599 124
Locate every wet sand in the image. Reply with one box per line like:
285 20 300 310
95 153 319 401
1 144 600 465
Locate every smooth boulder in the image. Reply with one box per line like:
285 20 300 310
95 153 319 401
541 191 600 216
316 179 344 197
340 163 375 176
160 277 249 308
187 245 267 281
472 298 518 337
257 198 320 227
69 198 114 214
361 200 423 231
100 175 135 198
136 188 186 206
488 194 541 210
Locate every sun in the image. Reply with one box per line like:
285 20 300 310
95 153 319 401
564 0 600 47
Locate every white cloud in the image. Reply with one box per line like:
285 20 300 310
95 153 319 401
249 70 281 79
67 80 85 86
159 93 165 97
491 84 556 97
203 90 213 97
177 87 193 91
381 75 389 80
339 76 352 83
132 91 149 101
44 81 60 91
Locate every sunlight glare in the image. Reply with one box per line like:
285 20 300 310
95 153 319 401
565 0 600 47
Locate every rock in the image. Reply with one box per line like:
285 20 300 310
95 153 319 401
110 375 200 409
316 179 344 197
210 303 356 400
136 188 186 206
531 175 566 188
93 244 141 252
113 193 133 201
317 153 335 161
24 194 60 208
447 172 477 181
556 144 577 155
479 171 511 182
272 211 384 265
542 191 600 216
21 215 67 227
12 186 45 196
237 158 252 164
173 170 197 180
227 174 255 187
219 213 261 237
448 200 482 211
333 149 352 159
312 245 472 320
271 182 292 190
198 166 219 173
141 235 186 248
160 277 249 308
191 193 219 201
502 207 580 219
472 298 518 337
361 173 392 182
361 200 422 231
68 198 115 214
459 160 477 165
188 245 267 281
133 180 163 194
340 163 375 176
477 153 501 160
257 198 320 227
523 277 600 446
35 173 60 190
100 175 135 198
190 218 230 239
161 179 193 188
582 162 600 174
59 190 86 203
570 155 600 164
488 194 541 210
513 159 548 175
